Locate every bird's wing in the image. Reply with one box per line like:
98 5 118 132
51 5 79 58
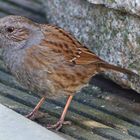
39 24 104 65
25 25 134 76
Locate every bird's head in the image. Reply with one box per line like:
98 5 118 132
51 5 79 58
0 15 43 50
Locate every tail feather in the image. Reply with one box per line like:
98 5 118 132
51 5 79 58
100 63 134 75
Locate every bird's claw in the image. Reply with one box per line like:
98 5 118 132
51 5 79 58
25 112 45 120
47 120 71 131
25 112 35 120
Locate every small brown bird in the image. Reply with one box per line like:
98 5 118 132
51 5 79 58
0 15 134 130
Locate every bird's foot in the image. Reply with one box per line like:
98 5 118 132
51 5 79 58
47 120 71 131
25 111 35 120
25 111 44 120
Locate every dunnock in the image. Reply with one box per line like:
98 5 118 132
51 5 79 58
0 15 134 130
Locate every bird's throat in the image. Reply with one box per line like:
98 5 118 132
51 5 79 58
2 47 26 74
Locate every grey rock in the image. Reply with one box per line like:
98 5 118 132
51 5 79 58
87 0 140 17
42 0 140 93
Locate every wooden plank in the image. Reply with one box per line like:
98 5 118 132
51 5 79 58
0 70 26 91
5 0 45 15
0 82 138 140
0 11 7 17
0 1 46 22
74 90 140 127
0 95 106 140
51 97 140 139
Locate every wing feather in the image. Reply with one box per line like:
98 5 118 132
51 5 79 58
40 24 104 65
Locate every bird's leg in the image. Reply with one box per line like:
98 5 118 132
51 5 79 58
25 96 46 119
47 95 73 131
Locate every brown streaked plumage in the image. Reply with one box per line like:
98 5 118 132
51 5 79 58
0 15 135 130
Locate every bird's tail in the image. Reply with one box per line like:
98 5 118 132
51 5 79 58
99 62 135 75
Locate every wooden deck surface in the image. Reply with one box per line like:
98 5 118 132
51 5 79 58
0 1 140 140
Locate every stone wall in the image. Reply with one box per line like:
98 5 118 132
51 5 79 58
42 0 140 93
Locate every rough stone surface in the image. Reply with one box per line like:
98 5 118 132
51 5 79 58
42 0 140 93
87 0 140 17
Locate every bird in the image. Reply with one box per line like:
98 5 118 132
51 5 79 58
0 15 135 130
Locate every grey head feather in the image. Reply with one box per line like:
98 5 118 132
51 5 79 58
0 15 44 73
0 15 44 50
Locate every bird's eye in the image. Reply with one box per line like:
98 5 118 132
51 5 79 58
7 27 14 33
